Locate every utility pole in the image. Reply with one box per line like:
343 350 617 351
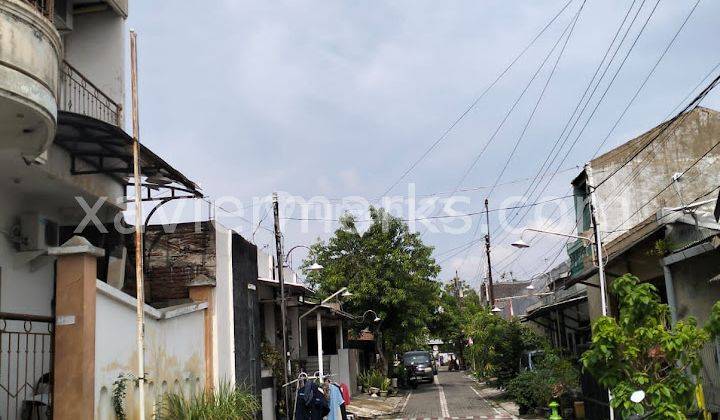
453 270 460 300
586 164 613 420
272 193 290 417
484 198 495 307
129 30 146 420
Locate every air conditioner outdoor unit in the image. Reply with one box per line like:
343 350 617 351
54 0 73 32
19 213 59 251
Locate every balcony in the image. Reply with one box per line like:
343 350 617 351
0 0 62 158
21 0 53 20
59 61 123 127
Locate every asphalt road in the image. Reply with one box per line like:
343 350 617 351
397 370 517 419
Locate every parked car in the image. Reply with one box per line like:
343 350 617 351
401 351 435 388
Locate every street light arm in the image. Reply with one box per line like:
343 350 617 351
520 228 592 243
299 287 349 321
285 244 313 262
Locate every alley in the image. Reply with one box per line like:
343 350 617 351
399 370 516 419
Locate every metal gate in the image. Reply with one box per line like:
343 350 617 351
0 312 54 420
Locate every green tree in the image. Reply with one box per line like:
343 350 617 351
302 207 441 372
427 279 482 361
582 274 720 419
466 307 547 387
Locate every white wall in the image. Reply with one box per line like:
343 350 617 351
95 281 206 420
214 221 235 386
63 9 126 109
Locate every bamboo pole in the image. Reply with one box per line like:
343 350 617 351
130 29 146 420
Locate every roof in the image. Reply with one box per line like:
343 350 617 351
522 292 587 321
257 277 313 294
54 111 202 199
565 209 720 287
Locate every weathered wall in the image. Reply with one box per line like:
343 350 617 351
231 233 261 393
0 0 61 156
590 107 720 243
144 222 216 303
95 281 205 420
668 249 720 410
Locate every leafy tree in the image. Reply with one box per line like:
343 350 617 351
427 279 482 358
302 207 441 372
582 274 720 419
466 306 547 387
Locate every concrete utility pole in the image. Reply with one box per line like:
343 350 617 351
272 193 291 416
129 30 146 420
484 198 495 307
586 163 613 420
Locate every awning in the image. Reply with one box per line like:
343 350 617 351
257 277 313 294
54 111 202 200
522 294 587 321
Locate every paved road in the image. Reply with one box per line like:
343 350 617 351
398 370 516 419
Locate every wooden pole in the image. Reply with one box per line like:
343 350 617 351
272 193 290 416
130 30 146 420
484 198 495 306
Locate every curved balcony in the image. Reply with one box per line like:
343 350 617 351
0 0 61 158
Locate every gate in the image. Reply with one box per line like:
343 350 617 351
0 312 54 420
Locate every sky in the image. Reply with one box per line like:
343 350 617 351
126 0 720 288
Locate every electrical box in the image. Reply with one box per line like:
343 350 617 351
19 213 59 251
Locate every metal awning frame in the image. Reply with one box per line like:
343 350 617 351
55 111 203 202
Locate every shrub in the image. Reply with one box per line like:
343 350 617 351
506 353 578 411
158 382 260 420
582 274 720 418
466 307 549 387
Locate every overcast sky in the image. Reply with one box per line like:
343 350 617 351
127 0 720 287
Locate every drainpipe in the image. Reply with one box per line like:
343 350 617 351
662 263 678 324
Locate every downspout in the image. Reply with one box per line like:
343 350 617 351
662 264 678 325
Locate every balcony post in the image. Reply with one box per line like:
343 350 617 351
48 236 105 420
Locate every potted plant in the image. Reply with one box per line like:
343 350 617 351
379 378 390 397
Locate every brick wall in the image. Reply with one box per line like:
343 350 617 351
140 221 217 304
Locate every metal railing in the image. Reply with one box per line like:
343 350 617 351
59 61 123 127
22 0 54 20
0 312 54 420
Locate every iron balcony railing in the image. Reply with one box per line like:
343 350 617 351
59 60 123 127
22 0 54 20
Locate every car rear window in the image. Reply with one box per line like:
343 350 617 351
404 354 430 364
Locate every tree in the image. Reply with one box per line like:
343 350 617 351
465 306 547 387
427 279 482 362
582 274 720 419
302 207 441 372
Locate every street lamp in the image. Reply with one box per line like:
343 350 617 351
361 309 382 323
307 262 324 271
299 286 352 378
511 228 591 249
511 224 612 419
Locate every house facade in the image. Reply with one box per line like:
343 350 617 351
0 0 214 418
554 106 720 416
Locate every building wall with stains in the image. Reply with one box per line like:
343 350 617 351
94 281 206 419
583 107 720 244
144 221 216 304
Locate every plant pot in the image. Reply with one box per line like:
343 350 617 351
379 390 388 397
358 385 363 393
369 387 380 396
391 378 398 388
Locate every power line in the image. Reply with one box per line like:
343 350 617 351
590 0 702 156
280 194 576 222
466 0 652 277
492 0 661 249
486 0 586 198
379 0 575 197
